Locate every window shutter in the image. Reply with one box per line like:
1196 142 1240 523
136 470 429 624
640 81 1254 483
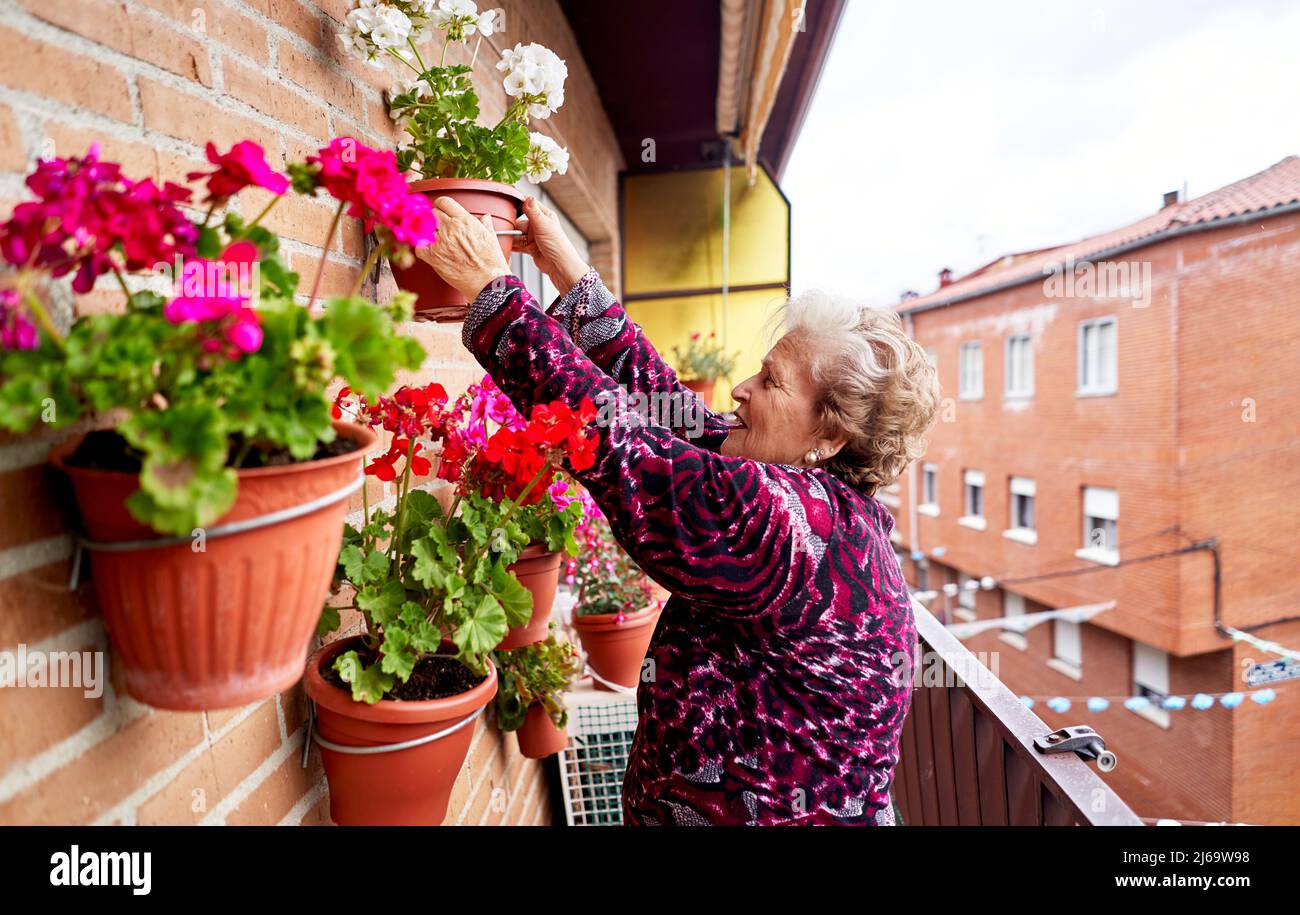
1083 486 1118 520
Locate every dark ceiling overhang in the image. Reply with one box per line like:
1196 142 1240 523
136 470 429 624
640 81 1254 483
559 0 845 179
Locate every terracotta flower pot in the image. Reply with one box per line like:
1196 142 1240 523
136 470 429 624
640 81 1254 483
571 605 662 692
516 702 569 759
681 377 716 409
497 543 562 650
49 421 376 711
304 635 497 826
390 177 525 323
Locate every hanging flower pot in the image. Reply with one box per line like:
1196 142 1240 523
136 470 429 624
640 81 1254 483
389 178 525 322
492 628 579 758
304 635 497 826
672 332 738 411
516 702 569 759
498 542 561 650
572 605 662 692
681 377 716 409
50 422 377 711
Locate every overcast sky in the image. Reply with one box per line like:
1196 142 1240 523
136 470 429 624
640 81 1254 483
783 0 1300 306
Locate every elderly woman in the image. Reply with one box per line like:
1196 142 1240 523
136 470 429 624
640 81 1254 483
420 195 940 826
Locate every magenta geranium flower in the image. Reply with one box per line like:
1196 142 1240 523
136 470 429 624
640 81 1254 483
0 145 198 293
547 476 575 511
165 240 263 357
307 137 438 248
0 289 37 351
187 141 289 202
468 374 524 430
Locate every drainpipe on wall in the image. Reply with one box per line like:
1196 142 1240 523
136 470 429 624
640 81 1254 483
905 312 921 572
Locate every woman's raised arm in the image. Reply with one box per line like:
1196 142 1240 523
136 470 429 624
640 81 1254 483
515 197 733 449
463 274 836 620
542 268 735 450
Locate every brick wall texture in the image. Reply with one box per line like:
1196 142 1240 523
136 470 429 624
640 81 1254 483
0 0 624 825
895 210 1300 824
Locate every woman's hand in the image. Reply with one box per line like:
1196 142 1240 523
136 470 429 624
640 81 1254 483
416 196 511 301
514 196 590 293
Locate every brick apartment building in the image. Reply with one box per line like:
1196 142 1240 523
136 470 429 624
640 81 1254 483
889 156 1300 825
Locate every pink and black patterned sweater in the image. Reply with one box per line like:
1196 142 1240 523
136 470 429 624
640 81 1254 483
463 268 918 826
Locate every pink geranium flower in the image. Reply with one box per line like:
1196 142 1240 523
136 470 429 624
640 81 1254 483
187 141 289 202
307 137 437 248
468 374 524 430
164 240 263 357
548 476 575 511
0 289 37 351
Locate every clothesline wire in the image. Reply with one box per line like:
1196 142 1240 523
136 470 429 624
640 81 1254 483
997 540 1211 586
1016 686 1284 701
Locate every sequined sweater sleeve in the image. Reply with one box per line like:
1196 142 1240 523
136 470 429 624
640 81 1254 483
462 273 841 618
542 268 735 450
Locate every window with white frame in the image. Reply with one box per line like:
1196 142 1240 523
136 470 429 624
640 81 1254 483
1005 334 1034 397
1052 619 1082 676
961 469 985 528
921 463 938 510
959 341 983 399
958 572 976 611
1000 591 1028 650
1132 641 1170 727
1079 486 1119 564
1010 476 1035 529
1077 316 1117 395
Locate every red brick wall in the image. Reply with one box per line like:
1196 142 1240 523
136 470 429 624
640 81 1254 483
0 0 622 825
896 211 1300 824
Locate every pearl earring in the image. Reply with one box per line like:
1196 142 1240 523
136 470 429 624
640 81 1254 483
805 448 822 463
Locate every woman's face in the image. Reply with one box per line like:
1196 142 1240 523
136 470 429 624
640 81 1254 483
720 331 826 465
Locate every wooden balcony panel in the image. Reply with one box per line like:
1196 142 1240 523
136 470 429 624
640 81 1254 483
894 598 1142 826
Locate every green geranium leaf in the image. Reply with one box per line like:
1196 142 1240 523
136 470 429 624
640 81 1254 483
490 560 533 628
316 605 341 638
356 579 407 629
322 295 423 398
452 593 507 658
334 651 394 705
196 225 223 258
379 627 416 682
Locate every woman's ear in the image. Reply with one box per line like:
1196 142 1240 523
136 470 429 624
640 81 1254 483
817 433 849 460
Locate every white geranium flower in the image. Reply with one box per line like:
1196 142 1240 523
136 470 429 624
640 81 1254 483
524 132 569 184
431 0 484 40
475 9 496 36
497 43 568 119
493 43 566 118
368 5 413 49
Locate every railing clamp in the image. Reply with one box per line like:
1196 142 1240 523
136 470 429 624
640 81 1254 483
1034 725 1118 772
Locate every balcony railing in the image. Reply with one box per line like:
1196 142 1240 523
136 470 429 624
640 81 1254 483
894 598 1142 826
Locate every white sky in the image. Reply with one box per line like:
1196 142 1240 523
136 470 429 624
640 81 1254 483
783 0 1300 306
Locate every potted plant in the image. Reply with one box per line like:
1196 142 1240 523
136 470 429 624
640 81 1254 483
339 0 572 320
0 139 428 710
492 625 582 759
307 382 597 825
443 374 584 648
566 493 664 692
670 331 738 409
